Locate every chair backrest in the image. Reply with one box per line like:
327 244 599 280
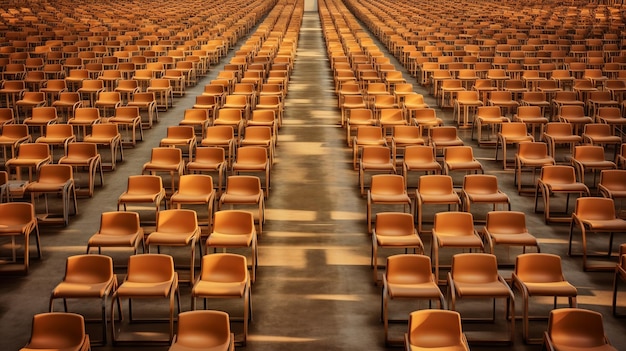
0 202 35 226
174 310 231 349
99 211 141 236
217 108 242 122
31 106 58 120
462 174 499 194
155 209 198 233
547 308 610 349
199 253 247 282
559 105 585 117
361 146 391 164
43 124 74 138
17 143 50 158
183 109 209 122
583 123 611 137
485 211 527 234
450 253 499 283
64 254 114 284
500 122 529 137
26 312 86 349
1 124 29 138
212 210 255 235
517 142 550 159
540 165 577 184
370 174 405 195
149 147 182 164
374 212 415 236
476 106 502 119
444 145 474 162
126 175 163 194
574 197 617 221
418 175 454 195
406 310 465 348
514 253 566 283
386 254 434 285
36 164 73 184
177 174 214 195
166 125 195 139
114 106 140 119
599 170 626 192
430 126 459 142
433 211 475 235
404 145 435 163
573 145 607 162
72 107 100 122
236 146 267 163
126 253 174 282
544 122 574 136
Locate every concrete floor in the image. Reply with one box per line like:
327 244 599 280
1 10 625 351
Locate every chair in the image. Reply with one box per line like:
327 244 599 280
371 212 423 284
35 124 76 162
232 146 270 198
117 175 166 224
23 106 58 138
206 210 258 283
111 254 180 344
496 122 534 169
542 122 582 162
598 169 626 212
543 308 618 351
127 92 158 128
76 79 104 108
521 91 551 116
179 109 210 140
20 312 90 351
0 80 26 111
40 79 68 106
402 145 441 186
514 105 549 140
146 209 201 283
0 124 31 165
86 211 144 259
114 79 140 104
108 106 143 146
473 106 509 146
359 146 395 195
26 164 77 226
511 253 577 343
569 197 626 271
557 105 593 135
169 310 234 351
190 254 250 346
248 109 278 146
582 123 622 158
239 126 274 165
367 174 411 233
515 142 556 194
447 253 515 344
83 123 123 170
429 126 464 157
587 91 619 117
352 126 387 169
147 78 174 110
431 212 484 283
49 254 117 345
443 145 484 180
160 125 197 163
67 106 101 141
171 174 215 232
483 210 540 262
403 310 469 351
213 108 244 139
571 145 617 188
58 142 103 197
382 255 443 345
219 175 265 235
535 165 590 223
5 142 52 181
488 90 519 117
453 90 483 128
461 174 511 219
142 147 184 192
0 202 40 273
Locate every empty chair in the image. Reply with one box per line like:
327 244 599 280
179 109 210 140
20 312 90 351
190 254 250 346
169 310 234 351
382 255 443 345
0 202 41 273
5 142 51 181
111 254 180 345
535 165 590 223
117 175 166 224
352 126 387 170
58 142 103 197
170 174 215 232
572 145 617 189
359 145 395 195
83 123 123 170
582 124 622 159
49 254 117 345
86 211 144 260
367 174 411 233
447 253 515 344
543 308 618 351
127 92 158 129
67 107 101 141
429 126 463 157
473 105 509 146
557 105 593 135
453 90 483 128
569 197 626 271
219 175 265 235
415 175 461 234
206 210 258 283
141 147 184 192
514 106 549 140
402 145 441 186
542 122 582 162
160 125 197 163
403 310 469 351
371 212 423 283
26 164 77 226
35 124 76 162
483 211 540 264
108 106 143 146
0 124 31 165
146 209 201 283
515 142 555 194
23 106 58 138
461 174 511 219
511 253 577 343
232 146 270 198
443 145 484 179
496 122 534 169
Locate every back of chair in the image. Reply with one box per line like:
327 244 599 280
574 197 616 221
199 253 247 282
386 254 433 285
127 253 174 283
433 212 475 237
463 174 499 194
371 174 405 195
485 211 527 234
213 210 255 235
514 253 565 283
547 308 609 349
375 212 414 236
407 310 465 348
99 211 141 236
451 253 499 283
27 312 86 349
174 310 231 348
37 164 73 184
418 175 454 195
64 254 114 284
156 209 198 233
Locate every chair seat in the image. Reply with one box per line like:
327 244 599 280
547 136 582 143
0 225 31 234
118 194 161 202
546 183 589 192
192 280 246 297
453 281 512 297
387 283 442 298
370 194 411 203
376 235 422 246
26 182 69 192
436 234 482 247
88 233 140 247
446 161 482 170
147 231 196 246
576 161 616 168
523 281 577 297
490 233 538 246
233 163 267 171
207 233 253 247
580 218 626 231
419 193 460 204
587 136 622 144
52 281 112 298
362 162 395 171
518 156 555 166
466 193 509 203
406 161 441 171
171 193 214 203
394 137 424 145
221 193 263 203
115 281 173 297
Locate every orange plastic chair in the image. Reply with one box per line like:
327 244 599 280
25 164 77 226
169 310 235 351
58 142 103 197
0 202 41 273
543 308 618 351
83 123 123 170
534 165 590 223
404 310 469 351
20 312 90 351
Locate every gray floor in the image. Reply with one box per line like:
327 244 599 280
1 11 625 351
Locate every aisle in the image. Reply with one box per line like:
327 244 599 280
247 12 381 350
